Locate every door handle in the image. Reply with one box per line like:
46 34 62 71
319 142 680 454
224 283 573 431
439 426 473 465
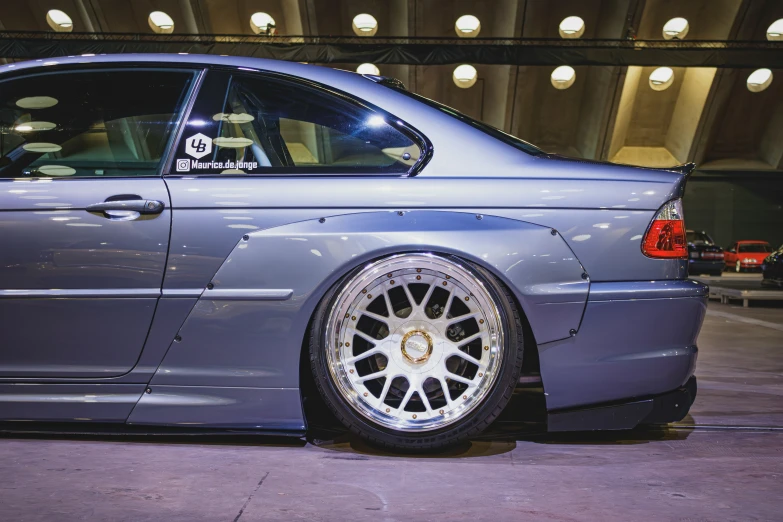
86 199 165 214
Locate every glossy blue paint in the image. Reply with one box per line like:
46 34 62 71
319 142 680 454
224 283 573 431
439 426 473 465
539 281 707 410
0 384 146 421
152 211 588 389
0 55 707 431
127 386 305 430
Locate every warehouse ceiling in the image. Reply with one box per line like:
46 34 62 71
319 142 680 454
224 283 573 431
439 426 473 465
1 0 782 170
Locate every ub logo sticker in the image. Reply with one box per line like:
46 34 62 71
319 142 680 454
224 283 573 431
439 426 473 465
185 133 212 159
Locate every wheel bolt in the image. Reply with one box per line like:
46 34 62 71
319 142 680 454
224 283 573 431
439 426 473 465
390 280 395 285
479 319 484 324
386 408 391 413
387 273 392 278
346 342 350 347
442 281 447 286
367 294 372 299
352 316 356 320
416 269 422 273
416 275 421 280
362 289 367 294
445 275 451 279
484 345 489 351
363 392 368 397
349 369 354 373
462 395 467 400
412 414 417 419
439 409 444 414
345 313 349 318
478 372 483 377
465 296 470 301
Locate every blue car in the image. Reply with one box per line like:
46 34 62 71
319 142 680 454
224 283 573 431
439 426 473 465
0 55 706 450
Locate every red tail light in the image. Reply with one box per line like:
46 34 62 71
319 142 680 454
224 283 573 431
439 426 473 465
642 199 687 259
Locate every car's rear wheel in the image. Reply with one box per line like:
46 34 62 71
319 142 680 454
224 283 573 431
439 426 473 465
309 253 524 452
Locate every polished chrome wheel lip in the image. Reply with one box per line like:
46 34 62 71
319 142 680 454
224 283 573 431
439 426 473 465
324 253 504 433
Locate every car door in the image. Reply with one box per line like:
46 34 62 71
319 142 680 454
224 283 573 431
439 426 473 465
0 66 198 378
725 243 737 264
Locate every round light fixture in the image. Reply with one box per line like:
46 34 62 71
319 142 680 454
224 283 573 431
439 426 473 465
559 16 585 39
649 67 674 91
250 12 276 35
550 66 576 89
747 68 773 93
46 10 73 32
16 96 58 109
662 17 689 40
23 143 62 153
148 11 174 34
14 121 57 132
352 14 378 36
453 64 478 88
455 15 481 38
767 19 783 41
356 63 380 75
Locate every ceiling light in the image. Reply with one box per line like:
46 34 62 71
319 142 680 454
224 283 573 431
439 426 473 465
662 17 689 40
352 14 378 36
767 19 783 41
148 11 174 34
23 143 62 153
550 66 576 89
649 67 674 90
747 68 773 92
46 10 73 32
356 63 380 75
14 121 57 132
455 15 481 38
453 64 478 88
250 12 276 35
16 96 58 109
559 16 585 39
38 165 76 176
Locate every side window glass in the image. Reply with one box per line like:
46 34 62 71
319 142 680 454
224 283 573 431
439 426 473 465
0 70 193 179
182 75 421 175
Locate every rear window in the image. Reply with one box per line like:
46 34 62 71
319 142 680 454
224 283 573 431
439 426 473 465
686 231 713 244
382 84 544 156
738 243 772 253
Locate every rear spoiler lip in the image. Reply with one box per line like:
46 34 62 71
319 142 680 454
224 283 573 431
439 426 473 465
670 162 696 199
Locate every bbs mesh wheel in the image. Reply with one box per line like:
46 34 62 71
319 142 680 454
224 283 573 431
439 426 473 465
309 253 525 451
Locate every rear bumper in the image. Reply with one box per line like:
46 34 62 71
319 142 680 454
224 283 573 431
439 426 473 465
548 376 697 431
688 259 724 273
538 279 707 411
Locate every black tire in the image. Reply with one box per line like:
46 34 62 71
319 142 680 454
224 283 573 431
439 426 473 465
308 256 525 452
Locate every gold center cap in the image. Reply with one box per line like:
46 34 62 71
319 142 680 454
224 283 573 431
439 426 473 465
401 330 433 364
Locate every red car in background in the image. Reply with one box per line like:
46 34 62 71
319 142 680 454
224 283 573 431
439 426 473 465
724 241 774 272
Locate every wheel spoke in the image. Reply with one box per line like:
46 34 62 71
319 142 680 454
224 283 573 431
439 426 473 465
401 283 417 312
418 282 437 313
445 371 476 387
398 383 415 411
345 346 387 365
449 312 482 324
456 332 482 346
363 311 390 324
445 343 482 366
438 377 456 407
352 328 385 344
377 375 394 404
356 369 386 383
418 384 434 413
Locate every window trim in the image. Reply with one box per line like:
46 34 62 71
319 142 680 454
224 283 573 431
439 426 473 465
163 66 433 178
0 66 203 181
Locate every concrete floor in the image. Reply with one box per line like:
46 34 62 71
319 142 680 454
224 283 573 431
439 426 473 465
1 296 782 521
